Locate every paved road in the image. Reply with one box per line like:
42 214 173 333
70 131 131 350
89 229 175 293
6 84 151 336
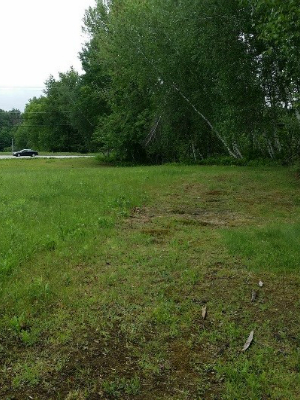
0 155 94 159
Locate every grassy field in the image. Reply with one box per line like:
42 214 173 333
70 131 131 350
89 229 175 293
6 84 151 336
0 158 299 399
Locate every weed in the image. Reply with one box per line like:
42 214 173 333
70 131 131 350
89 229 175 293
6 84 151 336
9 314 27 334
12 362 43 388
102 375 141 398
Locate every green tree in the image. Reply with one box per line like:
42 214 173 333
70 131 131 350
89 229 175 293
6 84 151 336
88 0 265 161
14 97 49 150
0 109 21 151
17 69 104 153
240 0 300 160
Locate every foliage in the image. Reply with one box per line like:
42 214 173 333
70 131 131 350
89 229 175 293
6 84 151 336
15 67 109 152
83 0 300 162
0 109 21 151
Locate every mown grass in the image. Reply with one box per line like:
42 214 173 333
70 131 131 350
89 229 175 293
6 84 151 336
0 159 299 399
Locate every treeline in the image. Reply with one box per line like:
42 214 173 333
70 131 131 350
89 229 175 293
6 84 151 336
15 0 300 163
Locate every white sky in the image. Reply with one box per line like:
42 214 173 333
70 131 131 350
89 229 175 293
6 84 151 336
0 0 95 111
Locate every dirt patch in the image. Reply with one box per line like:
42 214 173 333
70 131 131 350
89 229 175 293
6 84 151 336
167 340 223 399
129 205 250 230
206 190 227 196
1 327 140 399
128 182 252 230
140 228 171 237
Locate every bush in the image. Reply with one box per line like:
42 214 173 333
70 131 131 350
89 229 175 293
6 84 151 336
198 156 247 166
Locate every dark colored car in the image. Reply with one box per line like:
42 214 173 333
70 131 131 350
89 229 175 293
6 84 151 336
13 149 38 157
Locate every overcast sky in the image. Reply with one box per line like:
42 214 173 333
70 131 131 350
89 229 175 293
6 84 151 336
0 0 95 111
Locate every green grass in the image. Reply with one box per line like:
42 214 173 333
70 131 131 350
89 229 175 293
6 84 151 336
223 223 300 272
0 159 300 399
